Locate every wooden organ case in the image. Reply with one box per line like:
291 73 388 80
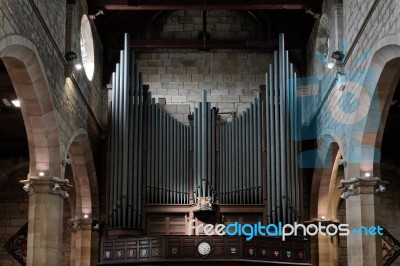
101 33 309 265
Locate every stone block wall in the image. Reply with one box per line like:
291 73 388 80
0 159 29 266
137 50 272 121
0 0 104 159
159 102 191 125
147 10 265 40
136 9 274 122
305 0 400 158
380 161 400 265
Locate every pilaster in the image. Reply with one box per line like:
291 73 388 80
20 176 71 266
339 176 388 266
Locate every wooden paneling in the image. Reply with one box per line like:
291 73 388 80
147 214 186 235
99 235 310 265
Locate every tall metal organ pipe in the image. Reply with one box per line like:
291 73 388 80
264 33 300 224
108 33 300 229
192 90 217 201
109 33 191 228
218 94 263 204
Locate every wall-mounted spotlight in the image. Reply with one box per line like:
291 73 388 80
88 10 104 20
64 51 78 61
2 99 11 107
376 184 386 193
338 158 347 167
64 51 82 75
331 51 345 62
23 184 31 192
305 8 321 19
326 51 345 69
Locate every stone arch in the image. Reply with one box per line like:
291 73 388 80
0 35 61 177
65 129 99 266
65 128 99 218
310 133 344 266
347 35 400 177
310 132 344 219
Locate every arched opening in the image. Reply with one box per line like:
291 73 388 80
65 129 99 266
310 135 344 266
0 35 63 265
379 68 400 265
347 43 400 178
345 40 400 265
0 36 62 176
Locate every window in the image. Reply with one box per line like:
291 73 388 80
80 15 95 81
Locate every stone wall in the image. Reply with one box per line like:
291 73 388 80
146 10 265 40
380 160 400 265
305 0 400 161
137 50 271 120
0 0 104 159
136 10 274 122
0 159 73 266
0 159 28 266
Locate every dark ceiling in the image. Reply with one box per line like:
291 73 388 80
0 0 398 163
0 60 28 157
89 0 323 82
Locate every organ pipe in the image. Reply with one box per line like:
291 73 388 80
108 33 300 230
263 33 300 224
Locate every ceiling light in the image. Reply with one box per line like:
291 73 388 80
11 99 20 107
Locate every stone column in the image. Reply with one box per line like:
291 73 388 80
339 176 388 266
20 176 71 266
69 216 94 266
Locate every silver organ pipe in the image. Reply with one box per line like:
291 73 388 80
108 33 300 229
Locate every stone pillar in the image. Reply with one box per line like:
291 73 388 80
20 176 71 266
339 176 388 266
69 216 94 266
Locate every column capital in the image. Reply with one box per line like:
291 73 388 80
338 176 388 199
68 216 93 231
20 176 73 198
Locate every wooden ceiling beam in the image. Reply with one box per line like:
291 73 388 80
91 0 314 11
123 39 299 50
